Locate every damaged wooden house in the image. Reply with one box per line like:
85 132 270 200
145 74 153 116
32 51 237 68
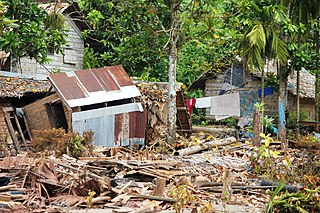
26 65 146 147
135 81 192 144
0 71 51 155
0 65 146 152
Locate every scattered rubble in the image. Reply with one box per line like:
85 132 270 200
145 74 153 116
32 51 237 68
0 128 318 212
0 134 269 212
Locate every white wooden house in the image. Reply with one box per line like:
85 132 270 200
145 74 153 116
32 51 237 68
6 2 90 76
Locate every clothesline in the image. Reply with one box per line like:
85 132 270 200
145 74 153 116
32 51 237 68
185 87 273 121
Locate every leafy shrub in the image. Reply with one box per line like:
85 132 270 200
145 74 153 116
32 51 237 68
219 117 237 127
287 111 308 129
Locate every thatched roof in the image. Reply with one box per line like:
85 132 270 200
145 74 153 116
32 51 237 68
254 62 315 99
0 71 50 98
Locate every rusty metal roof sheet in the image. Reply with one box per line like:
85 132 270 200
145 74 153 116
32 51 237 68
48 65 141 107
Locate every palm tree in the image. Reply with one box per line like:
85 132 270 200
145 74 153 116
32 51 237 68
238 1 289 148
282 0 320 130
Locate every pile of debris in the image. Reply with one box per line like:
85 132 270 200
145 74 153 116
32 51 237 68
136 82 192 145
0 136 273 212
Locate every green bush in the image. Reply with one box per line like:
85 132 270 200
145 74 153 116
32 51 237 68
287 111 308 129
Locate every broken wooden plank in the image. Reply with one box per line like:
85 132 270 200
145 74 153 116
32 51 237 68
128 194 175 202
13 113 29 151
0 185 17 192
2 108 21 152
175 137 237 156
153 178 166 197
130 200 162 213
78 157 114 161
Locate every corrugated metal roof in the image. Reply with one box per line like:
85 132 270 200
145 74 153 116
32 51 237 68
48 65 141 107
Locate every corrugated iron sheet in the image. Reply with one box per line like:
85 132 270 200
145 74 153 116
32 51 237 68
73 114 115 147
72 103 145 147
129 111 147 139
48 65 141 107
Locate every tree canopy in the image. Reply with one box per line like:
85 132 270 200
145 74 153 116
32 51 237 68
0 0 67 65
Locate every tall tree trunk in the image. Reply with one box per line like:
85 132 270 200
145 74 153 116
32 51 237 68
253 108 261 147
242 55 250 84
296 69 300 133
278 65 288 149
167 0 179 144
315 31 319 122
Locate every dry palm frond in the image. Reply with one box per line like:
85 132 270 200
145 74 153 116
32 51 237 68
45 12 65 30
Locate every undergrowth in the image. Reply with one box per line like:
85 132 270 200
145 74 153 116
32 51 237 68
167 177 214 212
31 128 94 158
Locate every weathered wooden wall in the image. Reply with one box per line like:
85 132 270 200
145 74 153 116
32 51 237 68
204 78 315 121
288 94 315 120
204 75 226 120
16 16 84 75
23 94 60 132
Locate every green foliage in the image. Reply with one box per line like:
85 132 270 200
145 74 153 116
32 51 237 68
287 110 308 128
45 13 65 31
229 0 290 71
267 186 320 213
167 177 214 212
0 1 17 34
219 117 237 127
265 72 279 92
79 0 239 86
68 131 94 159
0 0 67 64
251 133 280 177
254 102 265 112
261 115 274 133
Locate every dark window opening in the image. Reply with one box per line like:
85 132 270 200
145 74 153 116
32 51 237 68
45 102 68 130
80 98 133 112
48 47 55 55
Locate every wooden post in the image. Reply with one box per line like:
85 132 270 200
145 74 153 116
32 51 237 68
153 178 166 197
253 108 261 147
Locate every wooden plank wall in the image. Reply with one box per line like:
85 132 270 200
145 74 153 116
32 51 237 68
23 93 60 132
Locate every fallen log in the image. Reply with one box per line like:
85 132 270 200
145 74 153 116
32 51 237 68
193 126 239 139
175 137 237 156
0 185 17 192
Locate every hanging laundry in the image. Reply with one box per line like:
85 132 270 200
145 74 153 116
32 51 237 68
210 92 240 120
195 97 211 108
258 86 273 97
185 98 196 114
